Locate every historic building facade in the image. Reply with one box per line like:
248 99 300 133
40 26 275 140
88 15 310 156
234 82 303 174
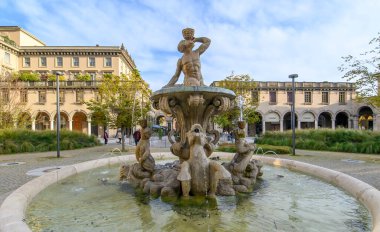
0 26 136 136
212 80 379 135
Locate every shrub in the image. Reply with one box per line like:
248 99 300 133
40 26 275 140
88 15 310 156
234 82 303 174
17 72 40 82
256 129 380 154
35 143 49 152
20 142 35 153
3 140 18 154
255 144 291 154
75 74 91 81
48 74 65 81
0 129 99 154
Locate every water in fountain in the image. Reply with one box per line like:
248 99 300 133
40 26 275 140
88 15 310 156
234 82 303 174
26 164 371 231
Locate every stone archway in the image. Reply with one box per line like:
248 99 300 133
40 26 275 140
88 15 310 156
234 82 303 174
358 106 374 130
318 112 332 128
72 112 88 133
300 112 315 129
35 112 50 130
264 112 281 132
283 112 298 130
54 112 70 130
335 112 349 129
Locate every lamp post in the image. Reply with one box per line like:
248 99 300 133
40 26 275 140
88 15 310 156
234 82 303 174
55 71 63 158
289 74 298 155
237 95 244 121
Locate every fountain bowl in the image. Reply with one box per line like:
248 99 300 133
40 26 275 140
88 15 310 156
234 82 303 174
1 152 380 232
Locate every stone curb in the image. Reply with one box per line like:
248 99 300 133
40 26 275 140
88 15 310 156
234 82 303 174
1 152 379 232
248 154 380 232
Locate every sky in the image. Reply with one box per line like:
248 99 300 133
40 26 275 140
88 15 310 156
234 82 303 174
1 0 380 91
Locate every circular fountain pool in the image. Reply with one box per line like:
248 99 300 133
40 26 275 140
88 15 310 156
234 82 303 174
26 163 371 232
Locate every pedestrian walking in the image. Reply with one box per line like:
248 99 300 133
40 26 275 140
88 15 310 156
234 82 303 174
104 130 109 144
133 130 141 145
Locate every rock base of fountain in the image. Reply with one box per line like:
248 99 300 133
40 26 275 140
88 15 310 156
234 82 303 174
120 157 263 199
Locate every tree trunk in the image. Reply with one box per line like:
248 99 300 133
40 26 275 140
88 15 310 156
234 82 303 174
121 126 126 152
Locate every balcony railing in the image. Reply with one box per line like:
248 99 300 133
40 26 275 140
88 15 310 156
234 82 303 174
0 81 101 88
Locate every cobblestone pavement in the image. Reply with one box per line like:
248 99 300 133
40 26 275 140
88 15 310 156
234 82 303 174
1 143 379 205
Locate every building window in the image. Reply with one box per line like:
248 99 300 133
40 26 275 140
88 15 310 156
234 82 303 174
23 57 30 67
287 91 293 104
269 91 277 104
1 90 9 103
304 91 312 104
251 91 259 103
20 90 28 103
88 57 95 67
38 91 46 103
59 91 65 103
339 92 346 104
76 90 84 103
104 57 112 67
4 52 10 64
89 72 96 80
56 57 63 67
40 57 47 67
72 57 79 67
322 91 329 104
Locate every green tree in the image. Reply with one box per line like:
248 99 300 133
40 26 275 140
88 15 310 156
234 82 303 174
339 32 380 107
86 69 151 151
214 73 260 131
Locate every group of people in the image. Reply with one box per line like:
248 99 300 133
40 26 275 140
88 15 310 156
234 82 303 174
103 129 141 145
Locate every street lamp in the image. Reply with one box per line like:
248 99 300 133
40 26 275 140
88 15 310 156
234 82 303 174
237 95 244 121
55 71 63 158
289 74 298 156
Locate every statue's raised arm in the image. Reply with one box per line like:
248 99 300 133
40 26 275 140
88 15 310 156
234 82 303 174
164 28 211 87
194 37 210 55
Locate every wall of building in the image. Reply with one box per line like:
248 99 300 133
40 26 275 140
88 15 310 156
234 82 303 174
0 26 138 136
212 80 379 135
0 39 19 75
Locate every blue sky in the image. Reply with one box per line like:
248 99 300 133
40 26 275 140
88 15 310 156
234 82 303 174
1 0 380 90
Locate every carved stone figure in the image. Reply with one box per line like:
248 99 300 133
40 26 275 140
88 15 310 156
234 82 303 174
223 121 263 193
164 28 210 87
135 119 155 173
177 124 233 197
231 121 255 174
120 161 181 198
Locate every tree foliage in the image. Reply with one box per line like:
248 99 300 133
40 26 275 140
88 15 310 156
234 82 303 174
214 73 260 131
339 32 380 107
86 69 152 150
0 74 31 129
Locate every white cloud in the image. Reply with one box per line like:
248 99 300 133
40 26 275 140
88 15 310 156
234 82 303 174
1 0 380 90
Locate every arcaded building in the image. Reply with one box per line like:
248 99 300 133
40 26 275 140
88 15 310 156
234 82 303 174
0 26 136 136
212 81 379 136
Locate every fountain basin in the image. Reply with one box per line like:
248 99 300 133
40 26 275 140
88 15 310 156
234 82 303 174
0 153 379 232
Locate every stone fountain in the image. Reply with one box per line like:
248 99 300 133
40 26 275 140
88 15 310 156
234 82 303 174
120 28 262 198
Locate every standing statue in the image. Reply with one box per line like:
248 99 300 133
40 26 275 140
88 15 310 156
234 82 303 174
135 119 155 173
164 28 210 87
